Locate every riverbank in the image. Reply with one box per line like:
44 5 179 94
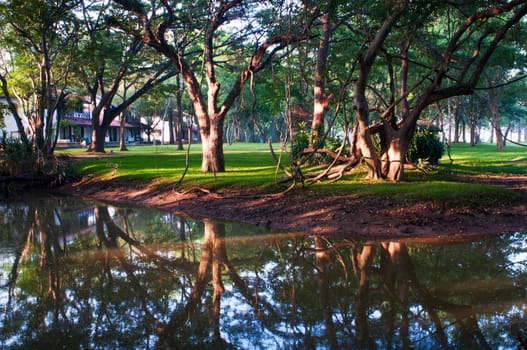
59 174 527 239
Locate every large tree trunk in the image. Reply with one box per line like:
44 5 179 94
175 110 184 150
175 76 184 150
89 124 108 153
351 6 406 180
91 108 119 153
33 112 45 152
490 103 505 151
119 112 128 151
93 126 107 153
358 132 381 180
354 94 381 180
379 123 413 181
384 134 410 181
168 106 175 145
484 74 505 150
310 11 331 144
453 100 461 143
469 120 477 146
200 118 225 173
492 119 505 151
88 101 107 153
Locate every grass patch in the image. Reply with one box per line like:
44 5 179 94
58 142 527 206
440 143 527 175
59 143 286 191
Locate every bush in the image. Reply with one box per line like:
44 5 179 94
290 123 310 162
0 136 35 175
407 128 444 165
0 135 80 186
290 122 344 165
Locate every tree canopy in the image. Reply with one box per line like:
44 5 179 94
0 0 526 181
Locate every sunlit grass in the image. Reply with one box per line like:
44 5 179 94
440 143 527 175
58 141 526 206
59 143 286 190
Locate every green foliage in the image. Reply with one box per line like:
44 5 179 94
407 128 445 165
143 213 178 244
290 122 310 162
0 0 80 154
0 135 80 186
0 135 34 175
290 122 343 165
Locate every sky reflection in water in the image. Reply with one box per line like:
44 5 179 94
0 195 526 349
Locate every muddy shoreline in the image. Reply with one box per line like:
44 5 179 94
59 175 527 240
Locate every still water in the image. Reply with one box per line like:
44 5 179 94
0 195 526 350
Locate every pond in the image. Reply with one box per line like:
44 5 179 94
0 195 526 350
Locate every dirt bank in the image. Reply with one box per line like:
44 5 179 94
59 175 527 240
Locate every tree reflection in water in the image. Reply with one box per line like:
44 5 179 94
1 197 527 349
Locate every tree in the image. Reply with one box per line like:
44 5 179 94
481 67 527 150
343 1 527 181
134 84 172 143
458 95 486 146
112 0 309 172
74 0 177 153
309 3 335 145
0 0 80 154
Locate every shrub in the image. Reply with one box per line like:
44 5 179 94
0 136 35 175
290 123 310 162
290 122 344 165
0 135 80 187
407 128 444 165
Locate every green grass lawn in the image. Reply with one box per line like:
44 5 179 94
59 142 285 190
58 142 526 206
440 143 527 175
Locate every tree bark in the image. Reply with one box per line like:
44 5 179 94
174 75 184 150
487 87 505 150
119 112 128 151
167 104 175 145
93 126 107 153
0 73 30 146
469 118 477 146
453 100 461 143
310 11 332 144
384 132 410 181
352 5 406 180
175 113 184 150
200 117 225 173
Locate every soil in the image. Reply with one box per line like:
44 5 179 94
59 172 527 240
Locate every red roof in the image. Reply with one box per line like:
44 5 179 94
63 115 142 128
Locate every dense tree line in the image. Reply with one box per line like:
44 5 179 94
0 0 526 181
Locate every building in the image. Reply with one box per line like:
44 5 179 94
2 97 199 147
1 95 146 147
0 95 28 139
58 112 144 146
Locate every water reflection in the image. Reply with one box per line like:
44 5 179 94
1 196 527 349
